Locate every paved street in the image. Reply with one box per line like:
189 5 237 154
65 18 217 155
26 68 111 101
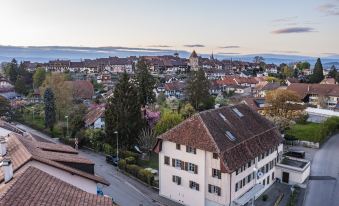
304 133 339 206
15 123 182 206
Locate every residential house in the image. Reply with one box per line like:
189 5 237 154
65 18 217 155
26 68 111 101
320 77 336 85
154 104 309 206
164 81 186 99
287 83 339 108
256 82 280 97
85 105 105 129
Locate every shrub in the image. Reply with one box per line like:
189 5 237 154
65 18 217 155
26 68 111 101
126 164 142 176
138 169 154 185
125 156 136 165
118 159 126 170
262 194 269 201
103 143 114 155
120 150 139 160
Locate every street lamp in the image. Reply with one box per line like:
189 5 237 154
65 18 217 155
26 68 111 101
114 131 119 162
65 115 69 138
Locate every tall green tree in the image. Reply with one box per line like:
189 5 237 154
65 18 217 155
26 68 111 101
328 65 337 78
14 76 28 95
69 104 87 138
44 88 56 132
135 59 156 106
310 58 324 83
105 72 144 148
0 96 12 120
154 111 183 135
33 67 46 88
4 59 18 83
186 68 213 110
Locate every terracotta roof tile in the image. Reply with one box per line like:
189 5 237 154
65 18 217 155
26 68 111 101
0 167 113 206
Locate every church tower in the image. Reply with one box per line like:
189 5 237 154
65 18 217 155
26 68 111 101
189 50 199 71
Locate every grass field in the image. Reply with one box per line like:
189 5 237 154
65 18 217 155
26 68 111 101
286 122 323 142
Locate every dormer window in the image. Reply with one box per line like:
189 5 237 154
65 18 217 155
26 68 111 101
225 131 236 141
186 146 196 154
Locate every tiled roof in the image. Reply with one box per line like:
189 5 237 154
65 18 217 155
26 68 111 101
164 81 185 91
0 133 109 185
0 167 113 206
287 83 339 98
85 105 105 127
156 104 282 173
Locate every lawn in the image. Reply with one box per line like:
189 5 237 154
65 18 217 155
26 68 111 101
286 122 323 143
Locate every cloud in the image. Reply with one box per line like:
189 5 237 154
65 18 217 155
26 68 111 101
217 52 241 55
183 44 205 48
272 27 316 34
219 46 240 49
322 52 339 56
148 45 172 48
271 50 300 54
272 16 298 23
317 3 339 16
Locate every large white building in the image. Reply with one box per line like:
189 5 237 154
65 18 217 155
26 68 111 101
154 104 309 206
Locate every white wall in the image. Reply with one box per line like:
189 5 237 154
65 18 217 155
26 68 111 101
30 161 98 194
159 141 206 206
276 162 310 185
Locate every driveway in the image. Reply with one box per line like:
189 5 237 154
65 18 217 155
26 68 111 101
15 123 182 206
304 133 339 206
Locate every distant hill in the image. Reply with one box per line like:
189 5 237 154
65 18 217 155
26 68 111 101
0 45 338 69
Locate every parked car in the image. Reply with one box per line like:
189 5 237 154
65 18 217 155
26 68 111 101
106 155 119 166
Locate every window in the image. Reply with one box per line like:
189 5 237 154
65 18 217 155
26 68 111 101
212 169 221 179
188 163 198 174
272 172 275 180
164 156 170 165
176 144 181 150
247 174 252 183
174 159 182 168
172 175 181 185
208 184 221 196
247 161 251 168
242 178 246 186
267 176 270 185
235 183 239 192
189 181 199 191
263 179 266 186
213 153 218 159
186 146 196 154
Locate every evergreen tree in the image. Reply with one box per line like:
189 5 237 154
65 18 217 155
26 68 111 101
135 59 156 106
44 88 56 132
0 96 12 120
328 65 337 78
186 68 213 110
4 59 18 83
33 67 46 88
310 58 324 83
14 76 28 95
105 72 144 148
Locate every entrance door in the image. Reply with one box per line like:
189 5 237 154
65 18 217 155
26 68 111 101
282 172 289 183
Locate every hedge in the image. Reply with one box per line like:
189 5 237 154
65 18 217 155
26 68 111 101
118 159 155 186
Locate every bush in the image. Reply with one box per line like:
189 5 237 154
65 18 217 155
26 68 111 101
262 194 269 201
120 150 139 160
103 143 114 155
138 169 154 185
126 164 142 176
118 159 126 170
125 156 136 165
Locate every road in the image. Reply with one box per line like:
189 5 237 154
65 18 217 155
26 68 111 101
15 123 182 206
304 133 339 206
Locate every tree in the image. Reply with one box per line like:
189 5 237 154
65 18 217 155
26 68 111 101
137 128 157 152
40 73 73 120
293 68 299 78
186 68 213 110
264 89 304 120
253 56 265 64
4 59 18 83
105 72 144 148
44 88 56 132
135 59 156 106
154 111 183 135
14 76 28 95
69 104 87 137
0 96 12 120
328 65 337 78
310 58 324 83
281 66 294 78
180 103 196 119
33 67 46 88
156 92 166 105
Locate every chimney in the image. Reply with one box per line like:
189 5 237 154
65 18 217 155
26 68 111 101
0 136 6 156
1 158 13 183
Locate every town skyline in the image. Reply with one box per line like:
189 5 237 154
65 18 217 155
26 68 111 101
1 0 339 57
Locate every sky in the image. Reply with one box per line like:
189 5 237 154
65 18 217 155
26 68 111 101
0 0 338 57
